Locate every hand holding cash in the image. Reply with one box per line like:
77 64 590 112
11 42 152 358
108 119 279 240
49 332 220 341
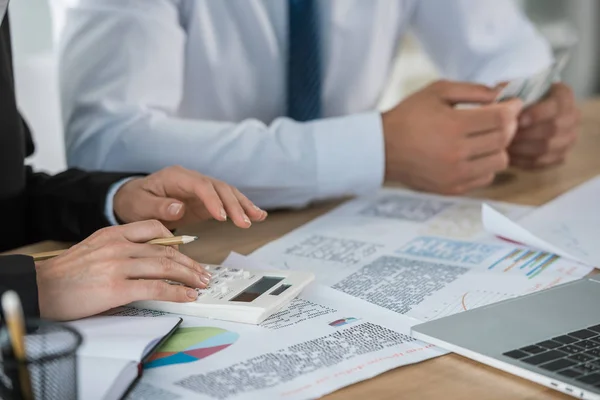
500 51 579 169
494 51 570 107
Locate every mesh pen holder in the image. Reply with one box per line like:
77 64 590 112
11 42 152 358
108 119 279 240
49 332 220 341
0 319 82 400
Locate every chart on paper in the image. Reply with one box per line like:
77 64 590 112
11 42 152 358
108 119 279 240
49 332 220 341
487 249 560 279
408 290 517 321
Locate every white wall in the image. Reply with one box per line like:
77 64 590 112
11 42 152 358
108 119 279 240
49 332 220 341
10 0 65 174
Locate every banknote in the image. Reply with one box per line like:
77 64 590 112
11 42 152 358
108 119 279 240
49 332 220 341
495 50 570 106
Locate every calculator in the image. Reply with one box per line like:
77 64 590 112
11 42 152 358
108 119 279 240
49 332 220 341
128 265 315 324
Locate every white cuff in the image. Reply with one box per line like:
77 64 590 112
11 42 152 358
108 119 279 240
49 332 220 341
104 177 138 225
311 112 385 200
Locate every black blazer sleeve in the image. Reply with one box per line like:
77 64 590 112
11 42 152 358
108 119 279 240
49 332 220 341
0 16 138 251
0 255 39 318
23 167 133 245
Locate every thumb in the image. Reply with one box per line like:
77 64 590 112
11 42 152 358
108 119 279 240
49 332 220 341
434 81 498 105
138 194 185 222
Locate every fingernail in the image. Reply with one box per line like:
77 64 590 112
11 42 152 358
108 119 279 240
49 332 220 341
243 215 251 226
200 274 210 284
187 289 198 299
168 203 182 216
520 115 532 128
220 209 227 221
253 205 264 213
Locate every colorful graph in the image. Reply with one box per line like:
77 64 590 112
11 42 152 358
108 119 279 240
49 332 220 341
487 249 560 279
329 317 359 327
144 327 238 369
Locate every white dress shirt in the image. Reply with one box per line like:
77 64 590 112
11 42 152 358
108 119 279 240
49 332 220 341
55 0 552 209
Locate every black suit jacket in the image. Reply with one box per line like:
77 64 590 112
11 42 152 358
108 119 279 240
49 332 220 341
0 17 133 317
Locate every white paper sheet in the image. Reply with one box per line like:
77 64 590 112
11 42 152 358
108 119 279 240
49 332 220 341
120 255 445 400
482 176 600 267
249 189 593 323
482 204 586 264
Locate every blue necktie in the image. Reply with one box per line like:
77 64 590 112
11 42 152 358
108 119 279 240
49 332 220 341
286 0 322 122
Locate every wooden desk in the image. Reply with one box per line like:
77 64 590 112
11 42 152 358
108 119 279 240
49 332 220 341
11 99 600 399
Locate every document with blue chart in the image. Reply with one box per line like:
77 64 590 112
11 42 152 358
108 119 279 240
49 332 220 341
250 188 594 323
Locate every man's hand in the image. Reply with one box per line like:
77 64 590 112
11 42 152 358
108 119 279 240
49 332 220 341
509 83 579 168
36 220 211 321
113 166 267 229
382 80 523 195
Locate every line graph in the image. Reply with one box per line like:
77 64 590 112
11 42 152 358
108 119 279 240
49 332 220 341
413 290 517 321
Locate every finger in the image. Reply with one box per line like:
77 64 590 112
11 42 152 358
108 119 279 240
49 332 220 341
432 80 498 105
554 82 575 108
456 173 496 193
133 191 186 222
118 220 174 243
233 188 266 221
214 184 251 228
459 98 522 134
494 81 509 91
128 244 210 277
152 168 227 222
127 280 199 303
125 257 209 289
513 112 579 141
188 177 228 222
509 130 577 157
465 130 505 159
465 151 509 181
519 95 559 128
511 152 566 169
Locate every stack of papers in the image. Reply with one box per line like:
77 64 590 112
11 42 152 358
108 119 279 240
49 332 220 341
76 179 599 400
250 189 593 323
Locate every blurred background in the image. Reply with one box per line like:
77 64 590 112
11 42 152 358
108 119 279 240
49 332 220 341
10 0 599 174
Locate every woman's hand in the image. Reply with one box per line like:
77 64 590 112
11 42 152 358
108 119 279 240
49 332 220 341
113 166 267 229
36 220 210 321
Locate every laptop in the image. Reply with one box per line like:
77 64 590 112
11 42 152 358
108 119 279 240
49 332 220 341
411 277 600 400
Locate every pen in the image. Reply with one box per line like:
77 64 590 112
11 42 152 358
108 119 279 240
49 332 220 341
1 291 33 400
30 235 199 261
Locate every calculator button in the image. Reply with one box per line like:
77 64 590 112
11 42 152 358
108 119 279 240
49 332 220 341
243 271 251 279
220 286 229 295
229 268 243 275
220 274 234 281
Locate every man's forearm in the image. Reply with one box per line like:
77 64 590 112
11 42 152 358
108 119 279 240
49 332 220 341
67 111 386 210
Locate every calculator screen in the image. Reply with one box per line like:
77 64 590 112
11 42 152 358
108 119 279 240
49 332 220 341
231 277 284 302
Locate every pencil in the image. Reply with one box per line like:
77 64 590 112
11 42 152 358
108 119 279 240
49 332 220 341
30 235 198 261
1 291 34 400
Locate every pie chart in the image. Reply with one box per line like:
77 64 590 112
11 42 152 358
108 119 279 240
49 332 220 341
144 327 239 369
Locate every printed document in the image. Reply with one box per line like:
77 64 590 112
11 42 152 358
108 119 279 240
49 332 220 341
483 176 600 267
117 255 444 400
250 188 593 322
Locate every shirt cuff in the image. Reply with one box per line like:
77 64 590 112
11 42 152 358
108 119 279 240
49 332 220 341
310 112 385 200
104 177 138 225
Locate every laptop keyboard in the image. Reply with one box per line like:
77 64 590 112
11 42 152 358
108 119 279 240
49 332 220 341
503 324 600 388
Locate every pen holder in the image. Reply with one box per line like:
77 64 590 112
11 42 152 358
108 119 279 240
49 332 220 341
0 319 82 400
